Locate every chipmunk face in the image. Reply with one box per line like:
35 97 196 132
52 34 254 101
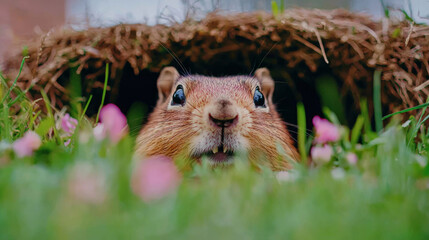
136 67 298 170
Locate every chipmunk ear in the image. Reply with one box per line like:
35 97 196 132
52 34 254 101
254 68 275 104
157 67 180 104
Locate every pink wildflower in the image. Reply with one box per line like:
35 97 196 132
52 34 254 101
313 116 340 144
131 155 181 203
311 145 333 164
93 123 106 141
98 104 128 143
68 162 107 204
64 139 71 147
61 113 78 135
12 131 41 157
346 152 358 165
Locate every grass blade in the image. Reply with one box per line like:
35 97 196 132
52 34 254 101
1 103 11 140
351 115 364 147
416 97 429 125
322 107 340 125
360 98 372 135
297 102 307 164
383 102 429 120
95 63 109 124
271 1 279 17
80 94 93 122
69 64 83 116
373 70 383 132
280 0 285 12
0 56 29 106
40 90 60 143
408 97 429 143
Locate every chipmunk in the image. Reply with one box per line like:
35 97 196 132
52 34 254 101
135 67 299 170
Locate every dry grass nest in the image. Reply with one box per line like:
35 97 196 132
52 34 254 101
3 8 429 121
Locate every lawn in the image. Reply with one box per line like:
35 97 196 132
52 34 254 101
0 60 429 240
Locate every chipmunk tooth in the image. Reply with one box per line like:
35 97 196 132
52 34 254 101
212 147 218 153
223 146 227 153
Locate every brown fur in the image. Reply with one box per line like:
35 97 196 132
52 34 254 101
135 67 299 171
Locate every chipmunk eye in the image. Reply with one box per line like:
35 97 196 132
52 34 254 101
253 86 266 108
172 85 186 106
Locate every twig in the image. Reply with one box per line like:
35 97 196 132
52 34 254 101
313 28 329 64
292 35 322 55
413 79 429 92
405 22 414 47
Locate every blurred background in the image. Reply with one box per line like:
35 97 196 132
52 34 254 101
0 0 428 60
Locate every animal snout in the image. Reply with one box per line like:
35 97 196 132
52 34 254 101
218 99 231 108
208 99 238 128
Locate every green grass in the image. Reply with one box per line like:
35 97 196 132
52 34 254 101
0 124 428 240
373 70 383 133
95 63 109 124
297 102 307 164
0 59 428 239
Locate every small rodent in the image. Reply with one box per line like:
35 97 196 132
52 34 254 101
136 67 299 170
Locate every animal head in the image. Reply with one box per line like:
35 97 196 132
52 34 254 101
136 67 298 170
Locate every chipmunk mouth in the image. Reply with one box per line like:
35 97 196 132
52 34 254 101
204 144 235 164
192 125 241 164
205 125 235 164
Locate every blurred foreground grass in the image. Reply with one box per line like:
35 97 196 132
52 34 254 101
1 126 428 239
0 60 428 239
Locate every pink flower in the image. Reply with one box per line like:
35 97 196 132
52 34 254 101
311 145 333 164
68 162 107 204
98 104 128 143
93 123 106 141
132 155 181 202
64 139 71 147
313 116 340 144
12 131 42 157
346 152 358 165
61 113 78 135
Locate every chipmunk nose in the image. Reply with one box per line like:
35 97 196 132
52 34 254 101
208 99 238 128
209 114 238 128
